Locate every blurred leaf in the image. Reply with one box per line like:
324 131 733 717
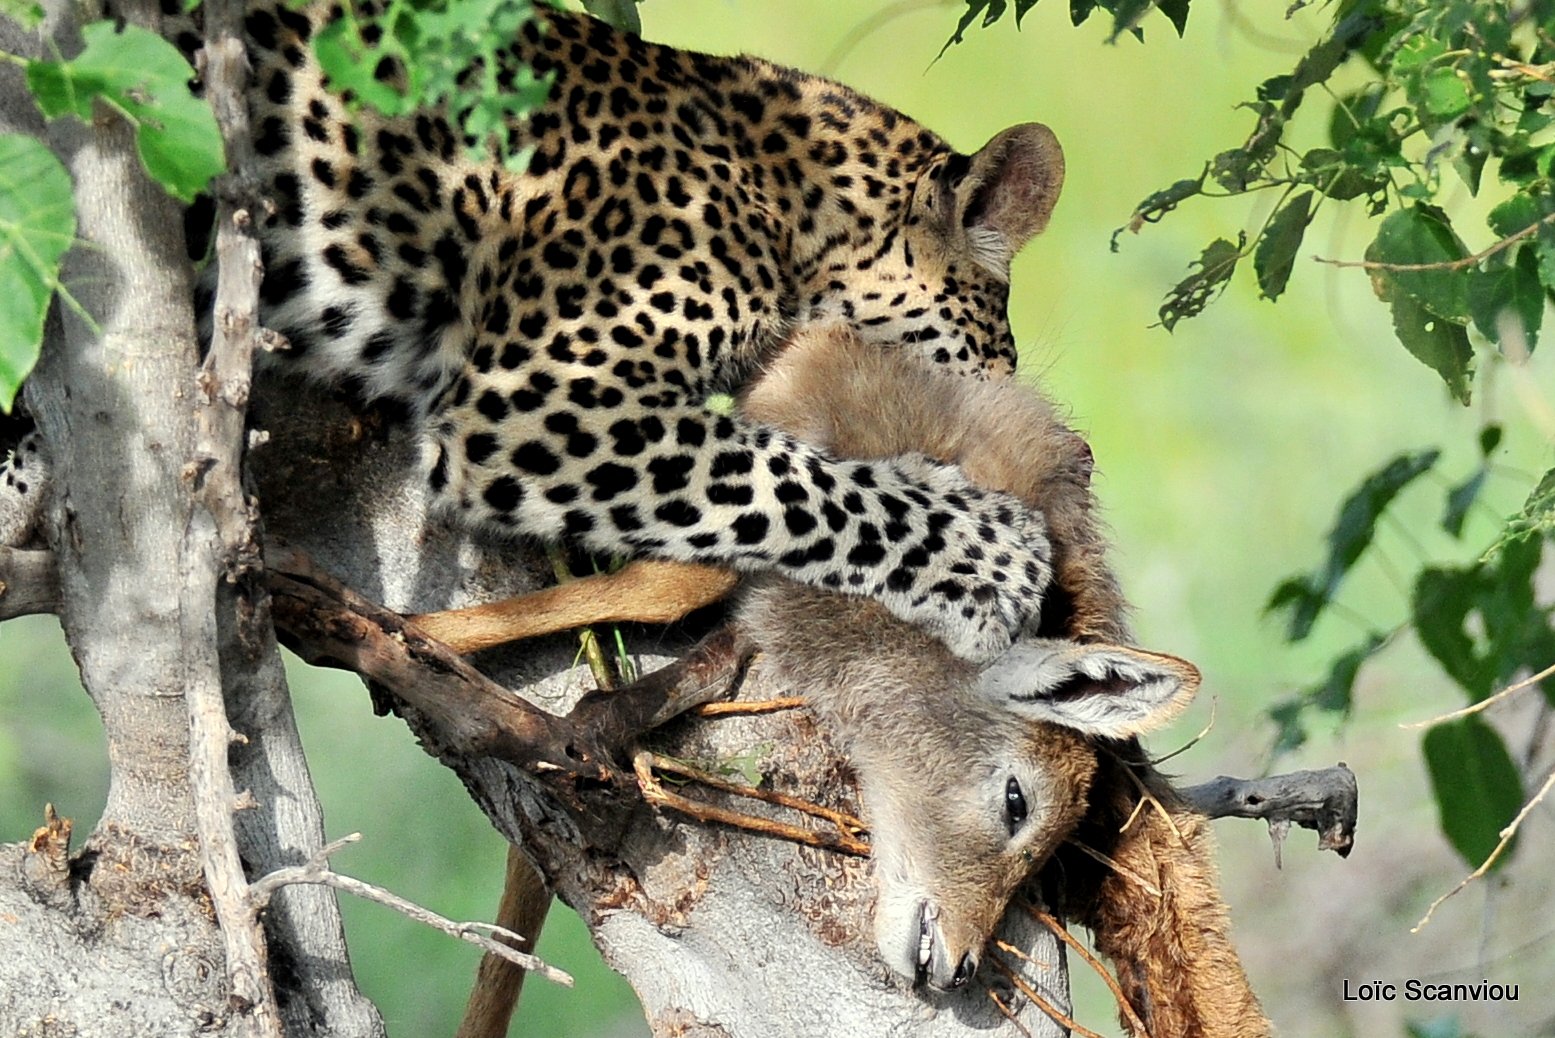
1481 467 1555 561
1414 564 1490 696
1268 449 1439 641
1268 698 1309 754
1255 191 1313 300
1415 538 1554 700
1478 424 1502 456
581 0 640 33
1373 273 1474 404
1467 247 1542 351
1422 717 1523 871
943 0 1000 52
1441 468 1487 538
1158 235 1242 331
1157 0 1189 36
0 0 43 29
1311 634 1387 713
0 135 76 413
26 21 224 202
1268 633 1385 755
1107 0 1154 42
1365 205 1470 324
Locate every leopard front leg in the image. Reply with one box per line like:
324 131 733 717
427 390 1051 663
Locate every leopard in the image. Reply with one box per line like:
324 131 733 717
4 2 1068 663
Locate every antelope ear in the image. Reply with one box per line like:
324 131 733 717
940 123 1065 274
978 640 1199 738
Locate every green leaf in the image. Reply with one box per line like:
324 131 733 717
0 135 76 412
1267 633 1385 755
1413 564 1491 697
0 0 44 29
1267 449 1439 641
1158 235 1243 331
1113 176 1204 250
943 0 997 52
1414 539 1553 701
1107 0 1156 43
1422 717 1523 871
1156 0 1190 36
1311 633 1387 714
581 0 641 34
1366 205 1471 324
1440 468 1487 538
1373 274 1474 405
1467 246 1543 351
1300 146 1385 202
1481 466 1555 562
25 21 224 202
1419 66 1470 119
1255 191 1313 300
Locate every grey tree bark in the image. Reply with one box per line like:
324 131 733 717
0 2 381 1035
0 4 1073 1037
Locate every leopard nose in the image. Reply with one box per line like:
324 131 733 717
951 952 977 989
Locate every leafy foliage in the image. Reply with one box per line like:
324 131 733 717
0 20 221 411
1266 449 1439 641
313 0 551 169
25 22 223 203
944 0 1192 51
1422 717 1524 870
954 0 1555 882
0 136 74 412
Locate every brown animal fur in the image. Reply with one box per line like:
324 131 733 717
740 325 1270 1033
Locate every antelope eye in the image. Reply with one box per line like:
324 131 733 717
1004 777 1028 834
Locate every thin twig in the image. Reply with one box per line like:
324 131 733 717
1119 767 1186 846
250 833 573 987
1313 210 1555 273
990 957 1108 1038
1021 903 1151 1038
692 696 806 718
635 751 870 856
1412 763 1555 933
1149 697 1217 766
987 988 1036 1038
1400 662 1555 730
1065 839 1162 898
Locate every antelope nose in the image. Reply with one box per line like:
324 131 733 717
951 953 977 989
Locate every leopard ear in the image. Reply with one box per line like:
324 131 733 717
941 123 1064 275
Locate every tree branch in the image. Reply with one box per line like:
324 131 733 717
0 546 58 619
1178 763 1358 863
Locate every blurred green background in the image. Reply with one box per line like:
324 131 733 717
3 1 1553 1035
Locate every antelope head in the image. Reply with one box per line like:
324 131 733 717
853 640 1199 991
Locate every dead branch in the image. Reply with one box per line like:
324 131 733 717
248 834 572 987
180 1 279 1028
1178 763 1358 862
